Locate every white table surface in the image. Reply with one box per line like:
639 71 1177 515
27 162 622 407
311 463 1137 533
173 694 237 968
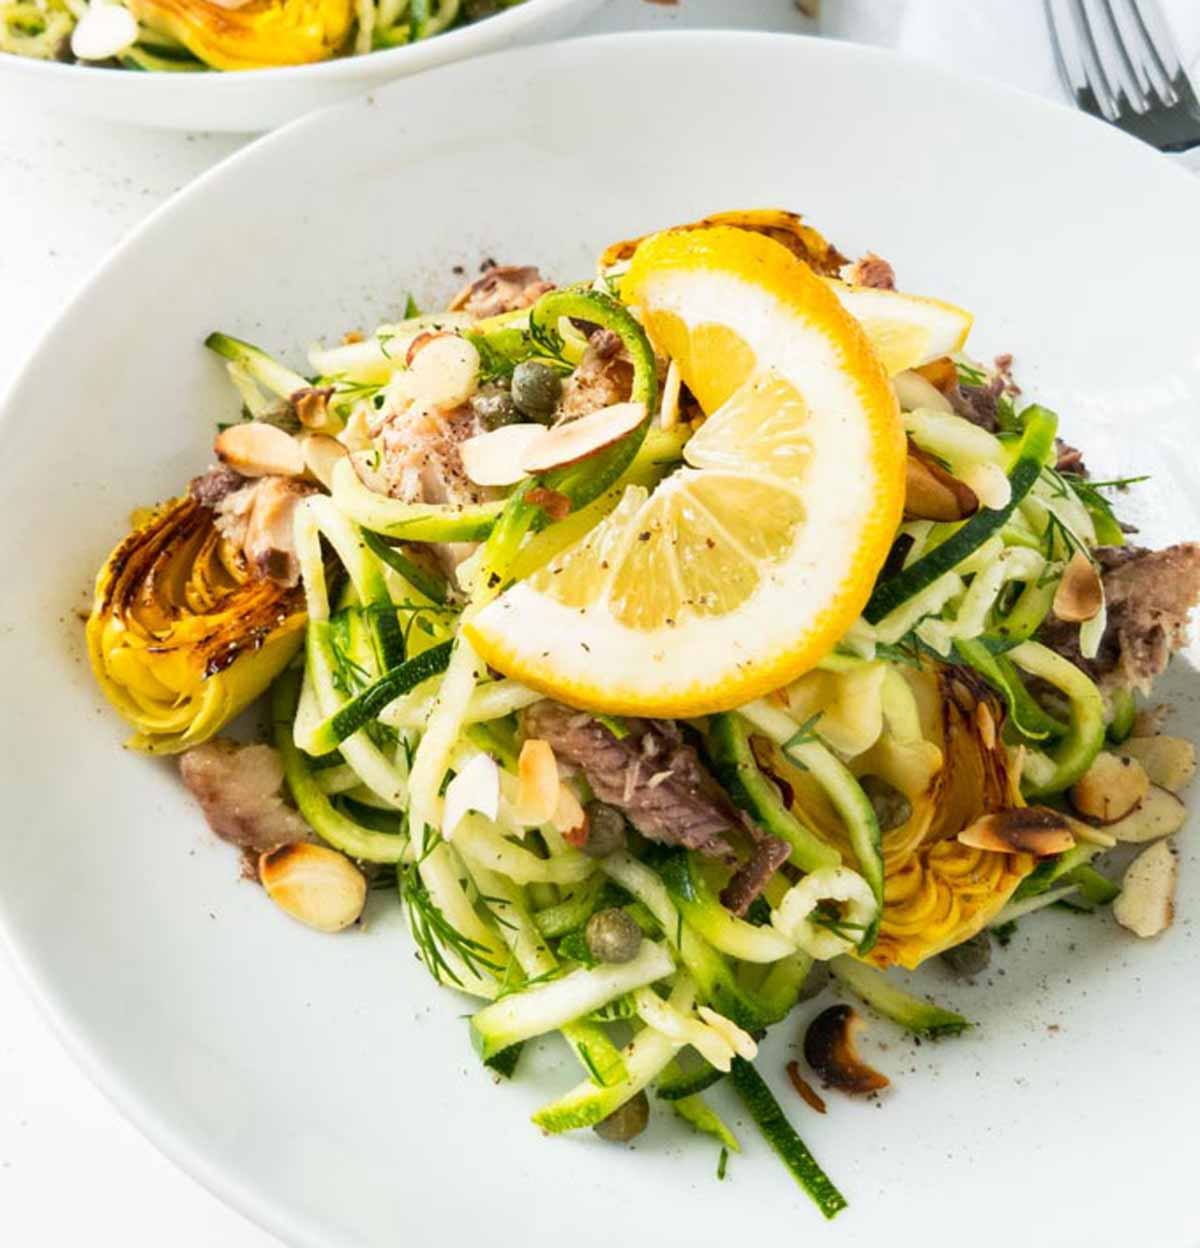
0 2 1187 1245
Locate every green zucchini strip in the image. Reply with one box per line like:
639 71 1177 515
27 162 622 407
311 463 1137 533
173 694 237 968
741 699 883 953
304 641 453 754
655 1056 727 1102
1006 641 1106 796
830 957 971 1037
706 713 842 874
729 1058 848 1221
273 672 412 864
1107 688 1136 743
863 405 1058 624
205 331 310 401
953 638 1066 742
469 940 675 1061
467 863 628 1088
533 877 605 939
601 852 772 1030
532 978 698 1133
659 850 796 963
671 1090 740 1152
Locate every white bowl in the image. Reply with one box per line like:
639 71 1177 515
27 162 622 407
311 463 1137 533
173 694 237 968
0 0 603 131
2 29 1199 1248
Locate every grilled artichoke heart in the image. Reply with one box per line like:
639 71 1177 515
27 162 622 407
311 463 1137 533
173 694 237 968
761 663 1035 970
127 0 353 69
87 496 306 754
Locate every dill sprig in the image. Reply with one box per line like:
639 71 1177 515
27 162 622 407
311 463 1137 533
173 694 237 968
400 864 506 989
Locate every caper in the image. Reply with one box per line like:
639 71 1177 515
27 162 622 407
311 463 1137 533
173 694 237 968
585 907 642 964
510 360 562 422
859 774 913 832
581 801 627 859
469 387 520 430
796 958 832 1004
939 931 992 979
593 1089 649 1143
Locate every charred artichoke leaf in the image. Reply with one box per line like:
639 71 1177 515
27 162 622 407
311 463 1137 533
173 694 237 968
599 208 848 277
87 496 306 754
127 0 353 70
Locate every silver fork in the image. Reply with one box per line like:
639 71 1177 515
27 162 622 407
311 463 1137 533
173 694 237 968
1045 0 1200 154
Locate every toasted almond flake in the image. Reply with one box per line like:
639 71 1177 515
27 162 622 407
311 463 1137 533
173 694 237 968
1053 550 1104 623
259 842 367 933
1116 736 1196 793
71 2 137 60
516 739 560 825
976 701 996 751
460 424 543 488
904 444 978 521
521 401 647 474
1105 784 1188 843
1114 839 1178 937
443 753 501 840
697 1006 758 1060
1070 751 1149 824
401 333 480 409
215 421 305 478
552 784 586 838
958 807 1075 856
300 433 348 490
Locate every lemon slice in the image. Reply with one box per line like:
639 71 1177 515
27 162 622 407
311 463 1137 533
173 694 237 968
466 227 906 716
826 280 973 376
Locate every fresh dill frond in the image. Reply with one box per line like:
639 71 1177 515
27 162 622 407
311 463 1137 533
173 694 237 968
400 864 505 988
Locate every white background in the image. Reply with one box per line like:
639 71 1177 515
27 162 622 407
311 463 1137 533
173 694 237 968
0 1 1192 1245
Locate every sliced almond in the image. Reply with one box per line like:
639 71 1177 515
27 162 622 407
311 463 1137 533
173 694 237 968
516 739 560 826
552 784 587 841
71 3 137 61
443 753 500 840
1070 751 1149 824
1052 550 1103 623
1113 839 1178 937
460 424 544 488
1105 784 1187 843
300 433 348 490
1116 736 1196 794
259 842 367 933
215 421 305 478
402 333 480 409
521 401 647 474
290 386 337 432
958 807 1075 856
904 443 978 521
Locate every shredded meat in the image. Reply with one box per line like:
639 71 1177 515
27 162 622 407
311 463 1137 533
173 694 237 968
559 331 634 421
375 402 489 509
1054 439 1088 477
524 702 738 857
1039 544 1200 692
214 476 315 587
845 252 896 290
189 465 247 509
180 739 312 855
523 702 789 910
448 264 554 320
720 835 791 916
949 375 1003 432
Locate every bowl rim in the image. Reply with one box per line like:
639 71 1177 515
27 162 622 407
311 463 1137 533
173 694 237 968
0 0 590 90
3 28 1199 1248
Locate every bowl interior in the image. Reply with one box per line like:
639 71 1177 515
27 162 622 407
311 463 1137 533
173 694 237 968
1 31 1199 1248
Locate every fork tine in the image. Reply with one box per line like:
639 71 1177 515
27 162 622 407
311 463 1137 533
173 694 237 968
1099 0 1154 111
1068 0 1122 120
1130 0 1200 115
1110 0 1179 109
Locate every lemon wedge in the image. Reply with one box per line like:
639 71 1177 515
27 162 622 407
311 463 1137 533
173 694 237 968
466 227 906 716
827 280 973 376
